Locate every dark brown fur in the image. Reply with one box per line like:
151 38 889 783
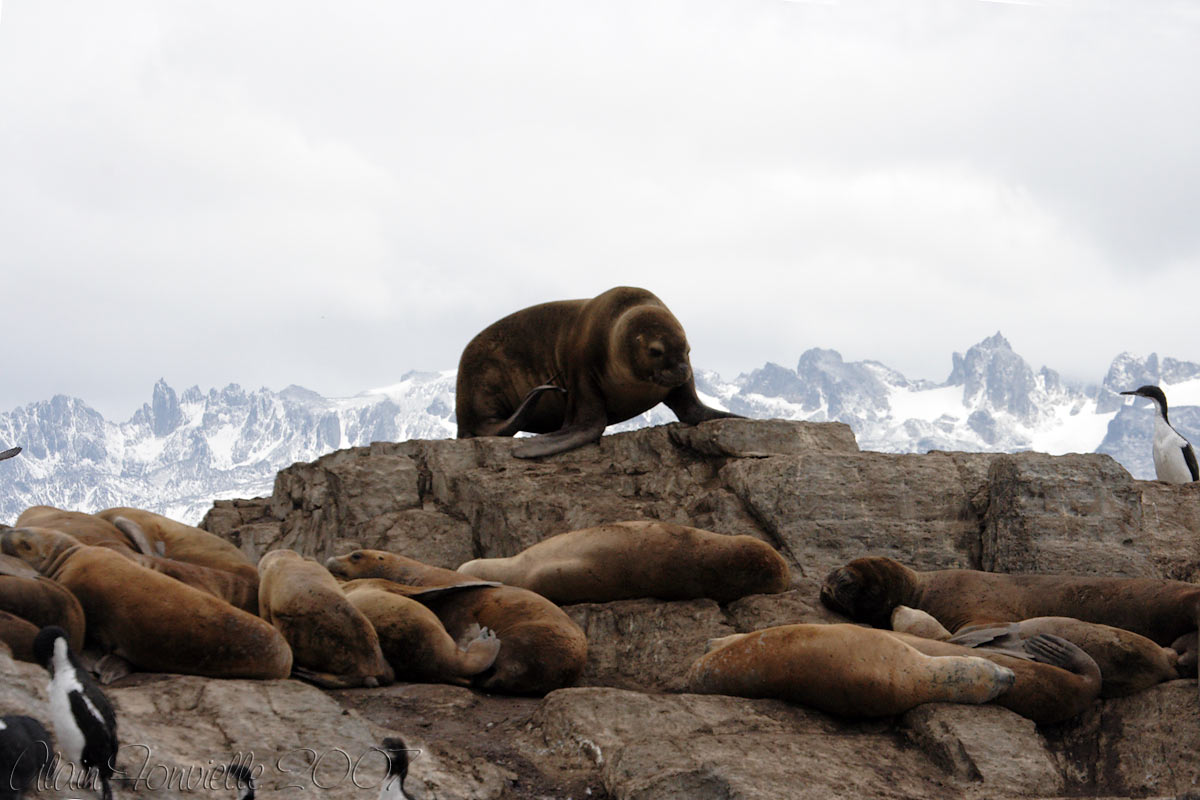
456 286 739 457
821 556 1200 648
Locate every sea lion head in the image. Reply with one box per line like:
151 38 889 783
0 527 81 573
326 550 394 580
619 306 693 389
820 556 917 628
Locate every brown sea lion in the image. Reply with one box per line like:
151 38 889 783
96 507 257 578
0 571 86 652
15 506 136 548
258 549 393 689
340 579 502 684
457 520 790 604
684 623 1016 718
820 556 1200 663
455 286 741 458
326 550 587 694
947 617 1180 697
1 527 291 679
0 610 40 661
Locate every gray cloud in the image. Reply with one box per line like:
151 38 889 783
1 0 1197 419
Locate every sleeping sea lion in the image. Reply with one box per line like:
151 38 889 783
258 549 393 689
1 527 291 679
685 623 1017 718
457 520 790 604
820 556 1200 669
326 550 587 694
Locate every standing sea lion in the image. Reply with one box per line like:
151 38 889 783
326 550 587 694
457 520 790 604
258 549 394 689
820 556 1200 664
1 527 291 679
685 623 1017 718
456 286 740 458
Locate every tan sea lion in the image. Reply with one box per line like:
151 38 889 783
685 623 1017 718
326 550 587 694
258 549 393 689
821 556 1200 667
15 506 136 548
885 630 1101 723
96 507 257 579
1 527 291 679
340 579 502 683
457 520 790 604
456 286 741 458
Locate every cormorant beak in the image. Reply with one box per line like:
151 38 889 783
1119 390 1140 397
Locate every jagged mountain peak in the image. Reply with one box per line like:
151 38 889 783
3 340 1199 524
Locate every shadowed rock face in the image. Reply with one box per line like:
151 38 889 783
5 418 1200 799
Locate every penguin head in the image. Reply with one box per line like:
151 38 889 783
31 625 72 672
1121 385 1169 417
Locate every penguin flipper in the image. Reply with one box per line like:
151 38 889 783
1183 442 1198 482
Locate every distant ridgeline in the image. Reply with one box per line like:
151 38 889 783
1 334 1197 523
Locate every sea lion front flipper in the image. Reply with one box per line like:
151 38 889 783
663 383 742 425
398 581 502 600
95 653 134 685
0 446 21 461
110 516 156 556
947 624 1022 650
512 419 607 459
0 553 41 580
1024 633 1101 682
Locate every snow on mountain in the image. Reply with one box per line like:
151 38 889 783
1 336 1196 525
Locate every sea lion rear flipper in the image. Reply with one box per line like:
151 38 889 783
0 446 21 461
513 420 606 459
110 517 156 556
483 385 568 438
663 383 743 425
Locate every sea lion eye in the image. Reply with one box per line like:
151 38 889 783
350 553 361 562
649 345 664 358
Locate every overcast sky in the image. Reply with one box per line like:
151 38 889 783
2 1 1198 420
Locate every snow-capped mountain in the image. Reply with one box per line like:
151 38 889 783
2 334 1197 524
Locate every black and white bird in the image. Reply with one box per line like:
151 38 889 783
0 447 19 462
228 763 255 800
0 714 53 800
32 626 118 800
378 737 413 800
1121 385 1199 483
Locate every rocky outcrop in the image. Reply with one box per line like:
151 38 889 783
5 419 1200 798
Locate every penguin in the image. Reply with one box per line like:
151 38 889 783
1121 385 1199 483
0 447 18 462
378 737 413 800
0 715 53 800
228 763 255 800
31 626 118 800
